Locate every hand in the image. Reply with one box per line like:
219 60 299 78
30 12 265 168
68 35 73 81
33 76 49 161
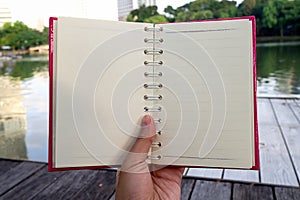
115 115 185 200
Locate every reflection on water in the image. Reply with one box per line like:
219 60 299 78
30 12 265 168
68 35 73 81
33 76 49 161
257 42 300 94
0 56 48 162
0 42 300 162
0 76 27 160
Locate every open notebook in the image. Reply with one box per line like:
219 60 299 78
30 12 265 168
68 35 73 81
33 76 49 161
49 16 259 171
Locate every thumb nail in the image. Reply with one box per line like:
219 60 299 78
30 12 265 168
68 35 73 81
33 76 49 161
142 115 151 126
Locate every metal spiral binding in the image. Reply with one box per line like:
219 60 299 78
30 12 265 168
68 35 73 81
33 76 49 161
153 118 162 124
144 49 163 55
144 61 163 66
144 106 162 112
144 95 162 101
144 72 162 77
143 25 163 156
144 38 164 43
151 141 162 147
144 83 163 89
147 155 162 160
144 26 163 32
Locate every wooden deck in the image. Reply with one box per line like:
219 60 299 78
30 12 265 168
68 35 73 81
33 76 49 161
186 97 300 187
0 158 300 200
0 97 300 199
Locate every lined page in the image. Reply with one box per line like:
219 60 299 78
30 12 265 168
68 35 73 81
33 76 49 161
153 19 254 168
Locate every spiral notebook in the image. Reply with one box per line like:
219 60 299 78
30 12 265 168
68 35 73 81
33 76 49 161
48 16 259 171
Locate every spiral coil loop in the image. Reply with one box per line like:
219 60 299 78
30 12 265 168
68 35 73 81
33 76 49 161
151 141 162 147
147 155 162 160
153 118 162 124
144 83 163 89
144 106 162 112
144 95 162 101
144 49 163 55
144 72 162 77
144 38 164 43
144 61 163 66
144 26 163 32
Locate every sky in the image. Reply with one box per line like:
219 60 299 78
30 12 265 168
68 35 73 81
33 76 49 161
8 0 243 29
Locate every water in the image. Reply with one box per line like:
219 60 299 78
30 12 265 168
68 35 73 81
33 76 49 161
0 42 299 162
257 42 300 95
0 56 49 162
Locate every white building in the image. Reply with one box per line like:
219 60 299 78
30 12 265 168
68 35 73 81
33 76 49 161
117 0 133 21
138 0 156 7
0 1 12 28
118 0 157 21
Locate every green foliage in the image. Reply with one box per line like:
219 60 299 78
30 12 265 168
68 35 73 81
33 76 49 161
237 0 256 16
262 1 277 29
144 15 169 24
0 60 48 80
10 60 48 79
255 0 300 36
127 5 159 22
170 0 237 22
0 21 48 50
164 6 177 22
128 0 300 37
217 0 237 18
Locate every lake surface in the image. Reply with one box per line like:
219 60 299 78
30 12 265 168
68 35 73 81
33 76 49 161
0 42 299 162
257 42 300 94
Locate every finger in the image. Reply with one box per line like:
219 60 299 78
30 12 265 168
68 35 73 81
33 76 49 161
130 114 156 153
120 115 156 173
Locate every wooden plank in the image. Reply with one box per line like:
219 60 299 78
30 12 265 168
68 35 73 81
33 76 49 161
109 193 115 200
0 161 45 196
31 170 100 200
223 169 259 183
271 99 300 125
190 180 231 200
1 166 67 199
257 99 298 186
274 186 300 200
232 183 274 200
271 99 300 185
295 99 300 107
181 178 195 200
287 99 300 122
186 168 223 179
72 170 116 200
183 168 189 176
257 95 300 99
0 159 21 174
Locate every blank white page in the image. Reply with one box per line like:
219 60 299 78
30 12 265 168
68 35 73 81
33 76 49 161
54 17 151 168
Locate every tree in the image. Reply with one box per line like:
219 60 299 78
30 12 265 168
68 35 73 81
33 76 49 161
174 0 215 22
215 0 237 18
275 0 300 36
164 5 177 22
127 5 159 22
0 21 47 50
144 15 168 24
261 1 277 29
261 0 300 36
237 0 256 16
165 0 237 22
127 0 300 36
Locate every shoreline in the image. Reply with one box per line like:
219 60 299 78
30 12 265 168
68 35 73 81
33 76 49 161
257 36 300 43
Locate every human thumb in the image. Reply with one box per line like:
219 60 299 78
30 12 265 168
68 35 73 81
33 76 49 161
120 115 156 173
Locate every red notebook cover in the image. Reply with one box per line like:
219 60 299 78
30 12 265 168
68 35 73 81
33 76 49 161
48 16 259 171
